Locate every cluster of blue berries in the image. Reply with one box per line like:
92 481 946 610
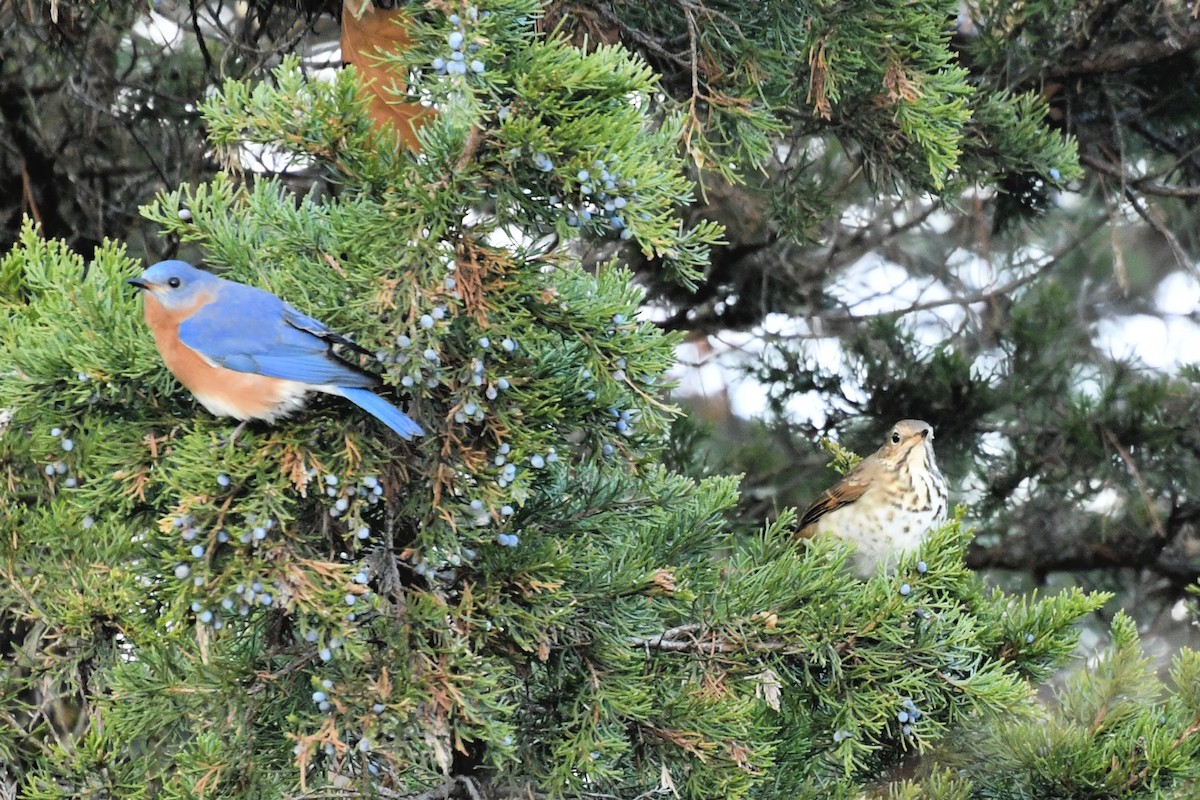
392 331 445 391
564 156 641 240
608 406 637 435
302 629 346 663
46 427 81 489
311 678 336 713
392 318 507 400
311 472 385 529
381 258 460 389
50 428 75 451
528 449 555 469
167 484 384 633
466 495 516 531
459 439 558 546
579 367 597 401
169 510 299 628
603 313 657 389
430 8 485 76
493 442 518 487
412 545 477 581
295 709 377 765
446 336 515 424
239 515 276 546
494 441 554 482
182 576 283 630
897 698 923 737
899 560 929 596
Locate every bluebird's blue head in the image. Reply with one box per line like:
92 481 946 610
128 260 221 310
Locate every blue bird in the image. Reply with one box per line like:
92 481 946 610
127 260 423 439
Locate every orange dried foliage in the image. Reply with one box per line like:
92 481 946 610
293 716 348 791
651 568 677 594
884 58 919 103
650 727 716 761
453 239 516 325
342 0 433 150
114 465 150 502
807 40 832 120
279 444 312 496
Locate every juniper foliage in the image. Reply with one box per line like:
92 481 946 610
0 3 1188 800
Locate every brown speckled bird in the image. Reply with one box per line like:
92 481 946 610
796 419 947 577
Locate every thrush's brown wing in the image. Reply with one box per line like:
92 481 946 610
795 462 873 538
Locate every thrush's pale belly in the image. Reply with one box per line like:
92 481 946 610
815 479 947 576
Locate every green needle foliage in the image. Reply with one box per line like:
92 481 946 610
0 3 1189 799
933 613 1200 798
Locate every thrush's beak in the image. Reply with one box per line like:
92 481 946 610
126 277 148 290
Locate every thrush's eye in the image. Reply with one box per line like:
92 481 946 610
167 277 181 288
891 431 901 444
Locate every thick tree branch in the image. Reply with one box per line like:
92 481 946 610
1048 17 1200 79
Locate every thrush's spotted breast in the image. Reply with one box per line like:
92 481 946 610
796 419 948 577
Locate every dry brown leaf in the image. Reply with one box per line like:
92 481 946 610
884 58 920 103
342 0 432 150
807 40 832 120
660 761 680 798
280 444 311 496
751 668 783 712
651 568 677 594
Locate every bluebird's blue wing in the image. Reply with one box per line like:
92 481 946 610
177 281 376 388
281 306 373 356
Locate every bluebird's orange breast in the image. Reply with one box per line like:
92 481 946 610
142 292 309 422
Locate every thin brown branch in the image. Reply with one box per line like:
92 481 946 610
577 4 691 68
20 160 42 226
1119 185 1194 274
627 623 788 655
1080 153 1200 199
453 125 485 175
1102 428 1167 539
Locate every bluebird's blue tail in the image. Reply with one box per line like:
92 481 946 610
338 387 424 440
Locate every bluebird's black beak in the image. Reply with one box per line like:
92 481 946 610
127 277 147 290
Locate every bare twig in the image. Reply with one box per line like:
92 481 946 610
1102 428 1168 539
1080 153 1200 199
627 623 788 655
1119 186 1194 274
579 4 691 68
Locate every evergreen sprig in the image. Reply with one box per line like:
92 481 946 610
0 3 1122 799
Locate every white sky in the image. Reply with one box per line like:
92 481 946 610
669 259 1200 428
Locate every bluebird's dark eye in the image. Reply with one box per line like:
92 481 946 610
167 277 182 288
891 431 901 444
